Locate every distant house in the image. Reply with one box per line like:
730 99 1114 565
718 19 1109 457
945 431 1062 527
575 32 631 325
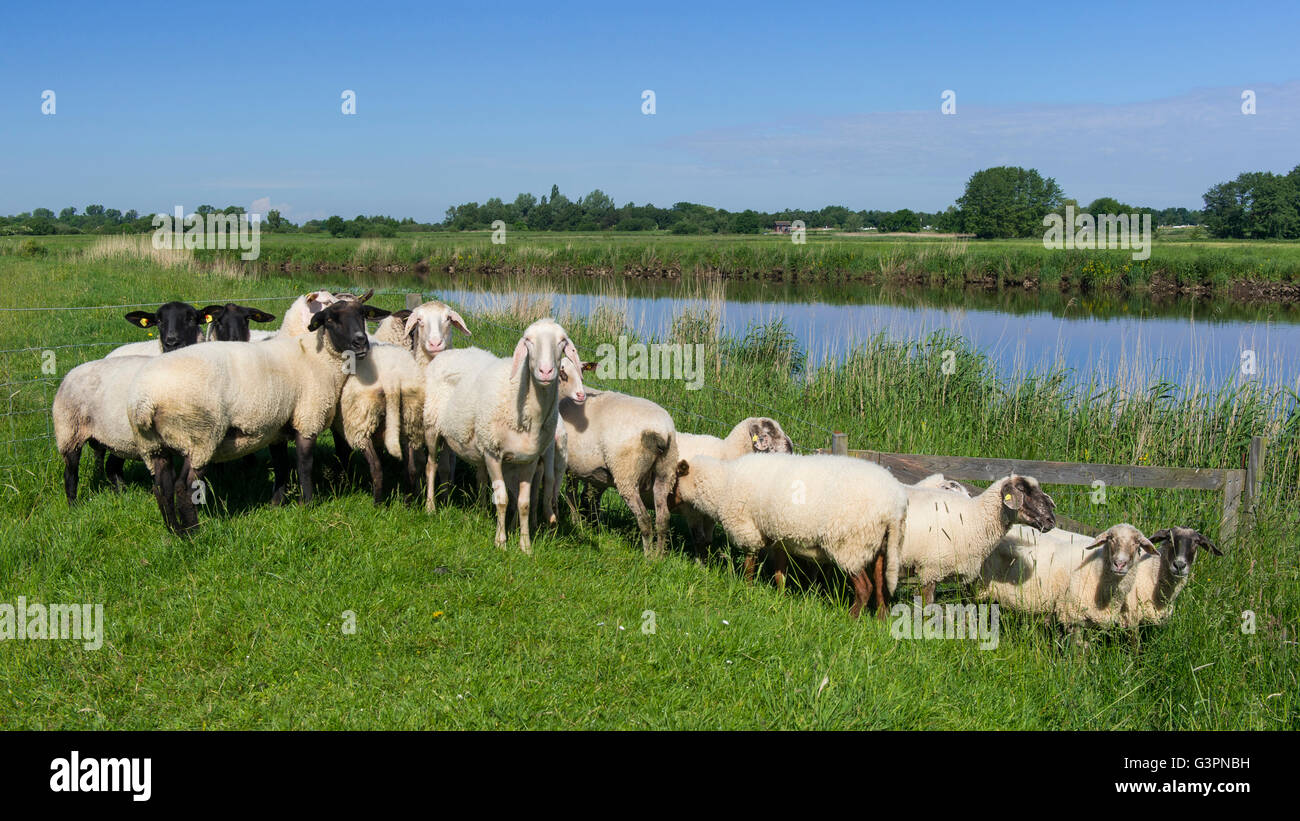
773 220 792 234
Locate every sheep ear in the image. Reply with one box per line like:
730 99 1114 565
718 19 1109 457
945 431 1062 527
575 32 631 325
580 360 597 372
249 309 276 323
448 309 471 336
1083 532 1110 550
1001 480 1023 510
510 338 529 379
402 313 421 340
561 338 580 368
676 460 690 477
1137 535 1158 554
1150 529 1172 545
1196 532 1223 556
307 307 330 332
361 305 390 320
125 311 157 328
198 305 225 324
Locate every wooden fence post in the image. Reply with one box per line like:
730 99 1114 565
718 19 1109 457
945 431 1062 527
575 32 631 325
1242 435 1266 531
830 432 847 456
405 292 422 310
1220 470 1245 545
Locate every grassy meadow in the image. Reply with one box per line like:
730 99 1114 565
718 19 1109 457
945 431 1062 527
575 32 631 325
0 244 1296 729
5 229 1300 298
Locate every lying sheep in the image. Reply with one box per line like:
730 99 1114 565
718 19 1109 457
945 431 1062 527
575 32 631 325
671 453 907 619
558 385 678 557
104 302 204 358
128 290 389 534
1113 527 1221 628
901 475 1057 605
977 523 1156 630
423 319 580 554
673 417 794 553
376 299 471 366
532 357 587 529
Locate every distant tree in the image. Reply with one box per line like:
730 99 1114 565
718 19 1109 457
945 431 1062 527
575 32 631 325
956 166 1064 238
324 215 346 237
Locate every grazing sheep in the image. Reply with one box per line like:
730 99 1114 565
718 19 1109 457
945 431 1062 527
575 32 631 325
423 319 580 554
200 303 277 342
671 452 908 619
376 299 471 366
673 417 794 553
104 302 204 358
127 291 389 534
335 342 428 503
558 386 678 556
977 523 1157 630
1114 527 1221 628
901 475 1057 605
531 356 588 528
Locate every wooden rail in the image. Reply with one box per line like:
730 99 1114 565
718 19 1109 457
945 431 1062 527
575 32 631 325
819 431 1263 542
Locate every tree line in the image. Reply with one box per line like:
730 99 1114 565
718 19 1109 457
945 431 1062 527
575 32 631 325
10 164 1299 239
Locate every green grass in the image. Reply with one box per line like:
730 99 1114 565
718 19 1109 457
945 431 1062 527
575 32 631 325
4 230 1300 299
0 253 1296 729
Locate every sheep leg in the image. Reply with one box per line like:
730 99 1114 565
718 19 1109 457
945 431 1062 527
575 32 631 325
873 553 889 620
848 568 874 619
919 581 936 607
62 446 82 506
514 465 534 555
743 553 757 582
91 442 105 478
173 455 201 535
404 442 422 503
483 454 509 547
770 548 789 593
150 453 180 534
105 453 126 491
362 440 384 505
269 442 291 506
651 472 672 557
296 432 317 504
614 474 656 557
423 432 440 513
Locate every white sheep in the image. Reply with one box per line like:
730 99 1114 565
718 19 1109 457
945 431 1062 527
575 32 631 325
673 417 794 553
127 291 389 534
531 357 588 529
375 299 471 367
334 342 428 503
671 452 908 619
977 523 1156 630
900 475 1058 605
53 356 155 503
558 385 679 556
423 318 580 554
1113 527 1220 628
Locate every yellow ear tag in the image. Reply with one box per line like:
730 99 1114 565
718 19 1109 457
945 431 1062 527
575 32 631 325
204 315 212 324
139 318 149 327
1004 493 1012 502
752 434 759 443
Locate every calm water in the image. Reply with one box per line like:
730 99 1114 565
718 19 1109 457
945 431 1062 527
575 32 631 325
427 279 1300 393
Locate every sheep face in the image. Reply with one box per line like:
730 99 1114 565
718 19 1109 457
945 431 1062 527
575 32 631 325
511 319 579 387
200 303 277 342
558 357 587 404
1000 474 1056 533
123 302 202 352
405 302 471 358
1084 523 1157 576
308 289 390 359
748 418 794 453
1150 527 1221 578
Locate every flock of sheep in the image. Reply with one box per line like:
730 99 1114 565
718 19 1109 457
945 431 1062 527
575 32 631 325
52 289 1221 635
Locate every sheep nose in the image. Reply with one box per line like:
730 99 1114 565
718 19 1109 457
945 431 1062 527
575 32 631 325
351 332 368 347
1173 558 1188 573
538 364 555 380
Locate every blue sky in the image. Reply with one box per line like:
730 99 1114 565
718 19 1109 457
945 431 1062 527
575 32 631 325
1 0 1297 222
